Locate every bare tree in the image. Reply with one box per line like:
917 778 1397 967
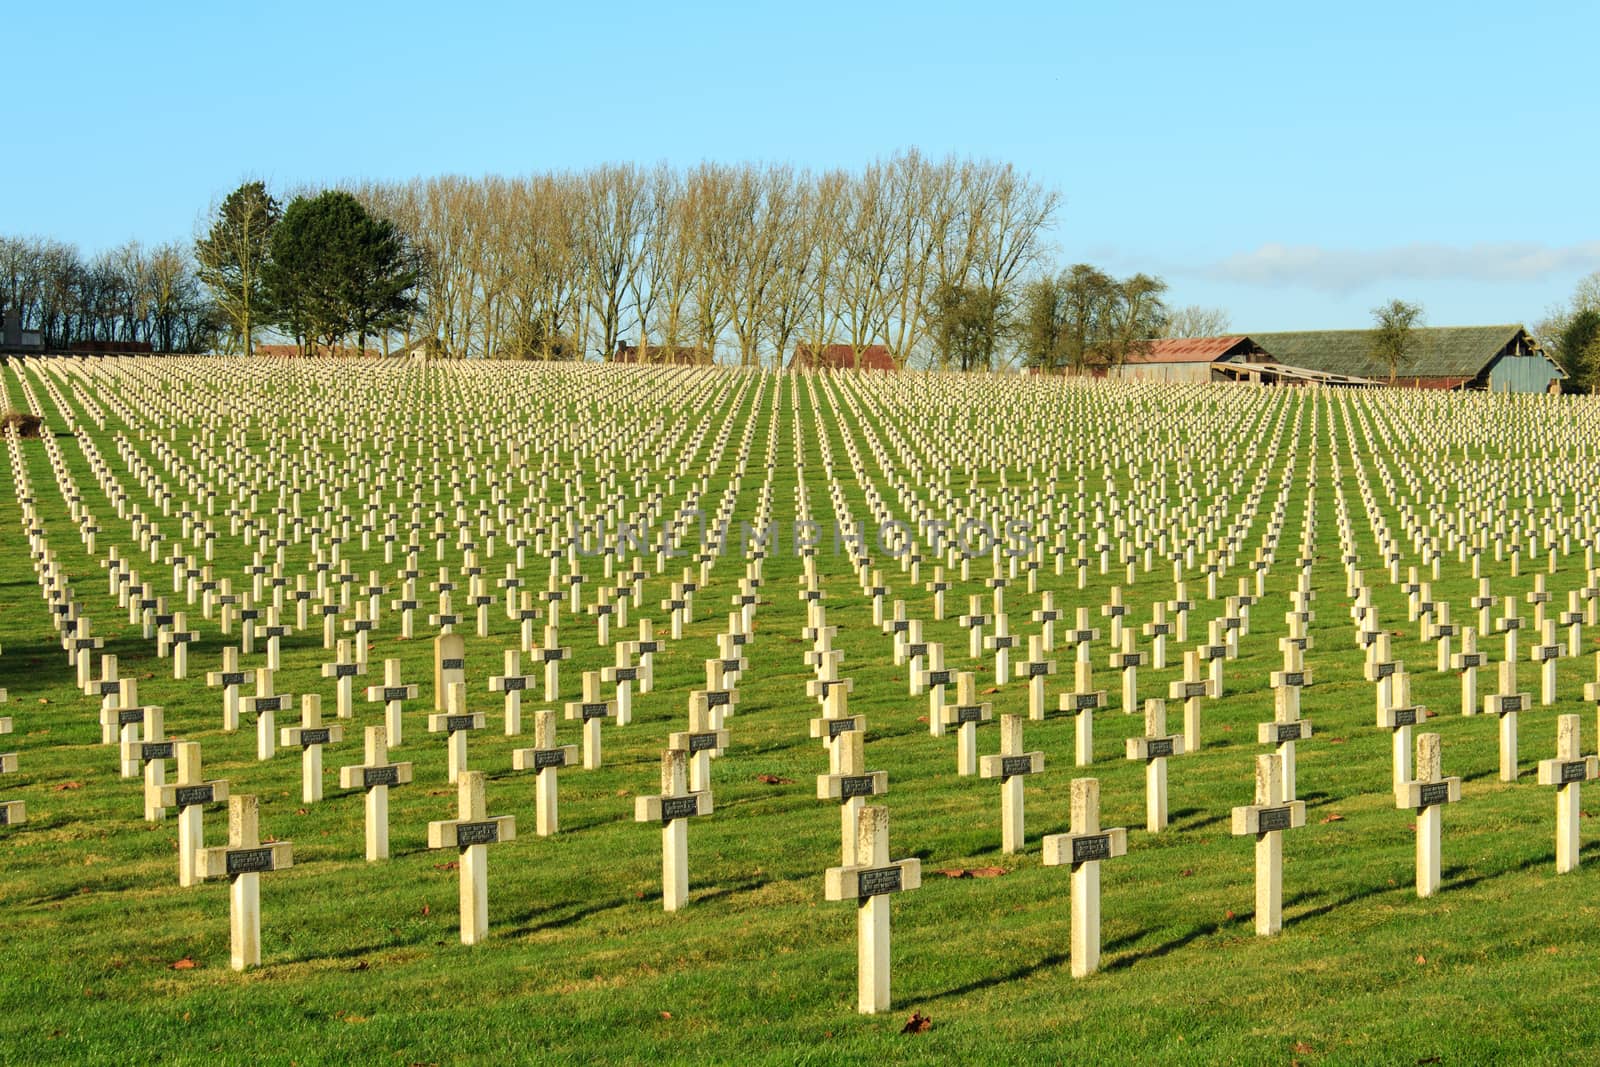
578 163 649 361
1165 305 1233 338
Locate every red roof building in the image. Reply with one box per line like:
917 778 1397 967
612 341 708 365
255 343 382 358
790 343 896 371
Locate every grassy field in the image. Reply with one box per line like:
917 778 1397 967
3 360 1600 1065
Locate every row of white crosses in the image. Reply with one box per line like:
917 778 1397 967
1330 430 1600 899
25 356 1600 991
0 639 18 827
60 359 769 962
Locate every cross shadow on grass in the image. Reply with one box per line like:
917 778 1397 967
1103 921 1222 972
502 896 636 939
20 876 145 908
1281 880 1398 927
919 950 1072 1002
1170 808 1230 831
1440 850 1555 892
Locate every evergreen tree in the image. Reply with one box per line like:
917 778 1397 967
263 191 418 354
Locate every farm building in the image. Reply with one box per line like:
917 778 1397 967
1100 336 1273 383
612 341 709 365
1249 325 1563 392
790 343 896 371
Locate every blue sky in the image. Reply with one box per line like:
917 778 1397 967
7 0 1596 332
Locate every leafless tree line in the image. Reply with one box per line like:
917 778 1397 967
350 152 1060 367
0 236 218 352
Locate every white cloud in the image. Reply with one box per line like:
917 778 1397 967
1199 241 1600 292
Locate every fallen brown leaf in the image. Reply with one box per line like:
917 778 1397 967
660 1011 672 1020
433 861 459 872
901 1011 931 1034
170 957 197 970
1415 954 1426 965
1294 1042 1315 1055
421 904 430 916
1320 813 1345 824
1225 909 1236 920
935 867 1008 879
982 686 1000 695
54 781 83 791
756 774 794 785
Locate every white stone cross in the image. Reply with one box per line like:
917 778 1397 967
1042 777 1127 977
1168 650 1213 755
512 709 578 836
634 747 713 912
241 668 292 761
940 671 992 776
823 805 921 1015
159 741 229 886
489 649 537 735
1483 660 1530 782
979 714 1044 854
206 647 254 733
1451 626 1486 717
428 682 486 784
601 643 642 726
564 670 614 769
1016 635 1057 721
817 730 887 865
157 611 199 680
1262 645 1313 799
1536 714 1597 874
320 639 366 720
1530 619 1563 707
1126 698 1183 832
86 653 122 744
1394 731 1461 897
1230 752 1305 936
280 694 343 803
117 693 171 822
364 659 418 748
669 705 728 793
197 794 293 970
1109 629 1146 716
338 724 413 860
426 769 515 945
530 624 572 701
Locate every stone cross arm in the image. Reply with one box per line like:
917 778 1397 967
824 858 921 901
1231 800 1306 836
427 814 516 849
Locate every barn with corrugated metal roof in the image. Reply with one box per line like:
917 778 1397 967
1249 325 1563 392
1103 336 1271 383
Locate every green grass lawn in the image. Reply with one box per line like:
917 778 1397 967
2 361 1599 1065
